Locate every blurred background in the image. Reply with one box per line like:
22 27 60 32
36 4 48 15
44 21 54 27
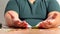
0 0 9 26
0 0 60 26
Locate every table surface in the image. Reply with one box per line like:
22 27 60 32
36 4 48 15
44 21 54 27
0 28 60 34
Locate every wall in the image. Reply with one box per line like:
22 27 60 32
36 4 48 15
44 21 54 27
0 0 9 25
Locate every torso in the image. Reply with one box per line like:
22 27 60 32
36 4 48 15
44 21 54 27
16 0 48 26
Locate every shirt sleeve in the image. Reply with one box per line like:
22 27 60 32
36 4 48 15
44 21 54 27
4 0 19 14
48 0 60 12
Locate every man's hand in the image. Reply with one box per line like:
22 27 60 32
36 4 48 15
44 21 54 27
13 20 32 29
37 12 60 29
13 20 28 29
8 12 29 29
38 20 55 28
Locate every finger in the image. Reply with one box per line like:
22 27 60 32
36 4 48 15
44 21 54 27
46 20 52 25
48 19 55 23
41 21 50 28
43 20 54 28
38 21 50 28
39 20 52 28
13 21 21 27
20 21 27 27
22 21 32 28
39 21 46 28
13 20 27 28
23 21 27 23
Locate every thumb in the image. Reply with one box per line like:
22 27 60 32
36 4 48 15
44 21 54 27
12 18 22 23
23 21 27 23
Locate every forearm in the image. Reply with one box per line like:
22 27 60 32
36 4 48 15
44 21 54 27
4 10 20 27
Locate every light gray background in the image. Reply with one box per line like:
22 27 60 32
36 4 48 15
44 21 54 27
0 0 60 25
0 0 9 25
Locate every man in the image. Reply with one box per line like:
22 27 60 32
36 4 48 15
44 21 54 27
4 0 60 29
